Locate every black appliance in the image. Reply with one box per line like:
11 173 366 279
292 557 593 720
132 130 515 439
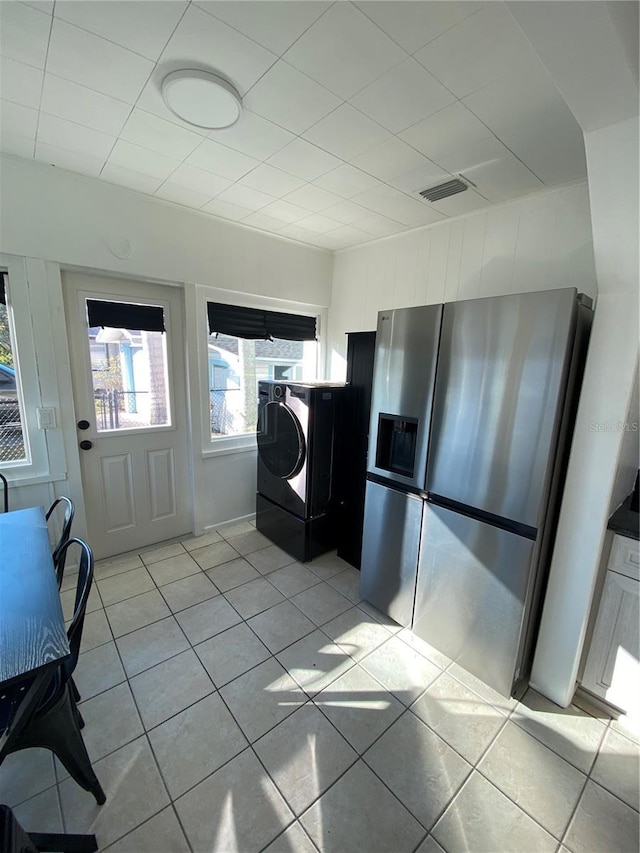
336 331 376 569
256 381 345 562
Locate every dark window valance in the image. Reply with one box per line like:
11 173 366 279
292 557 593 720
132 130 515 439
207 302 316 341
0 273 6 306
87 299 165 333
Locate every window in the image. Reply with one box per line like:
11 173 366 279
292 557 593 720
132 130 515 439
207 333 318 438
205 301 319 442
0 271 28 464
86 299 171 432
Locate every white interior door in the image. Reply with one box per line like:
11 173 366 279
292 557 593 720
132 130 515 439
64 272 191 559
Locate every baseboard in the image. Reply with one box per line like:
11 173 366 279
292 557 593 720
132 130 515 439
204 512 256 534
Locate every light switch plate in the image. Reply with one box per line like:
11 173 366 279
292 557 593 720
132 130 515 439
36 407 57 429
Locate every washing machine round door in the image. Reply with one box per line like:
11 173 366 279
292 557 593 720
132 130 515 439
257 401 306 479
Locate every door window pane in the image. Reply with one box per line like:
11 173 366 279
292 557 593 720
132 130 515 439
208 333 317 438
88 312 171 431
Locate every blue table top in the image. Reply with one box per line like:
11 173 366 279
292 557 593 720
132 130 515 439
0 507 70 687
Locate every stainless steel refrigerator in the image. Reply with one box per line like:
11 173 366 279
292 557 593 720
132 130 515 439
360 288 592 698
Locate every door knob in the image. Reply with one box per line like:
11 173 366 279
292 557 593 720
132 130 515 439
77 419 90 430
79 440 93 451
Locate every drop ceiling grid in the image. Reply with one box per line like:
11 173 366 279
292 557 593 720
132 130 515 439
0 0 587 250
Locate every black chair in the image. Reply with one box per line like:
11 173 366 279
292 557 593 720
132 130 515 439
0 539 106 806
1 803 99 853
0 473 7 513
46 497 74 587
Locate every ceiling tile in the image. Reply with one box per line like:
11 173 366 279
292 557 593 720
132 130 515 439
296 213 343 234
277 223 319 243
0 2 51 69
37 113 114 161
349 57 455 133
0 99 38 140
243 60 340 135
431 134 510 176
0 56 43 108
324 224 372 246
429 187 491 217
283 2 405 99
453 150 544 203
351 136 431 182
22 2 54 14
302 104 390 161
187 139 260 181
0 132 35 159
41 74 130 137
107 139 181 180
168 163 232 197
399 101 493 162
239 164 304 197
390 160 451 195
120 109 203 160
47 19 154 103
462 71 587 186
355 1 484 55
154 182 213 208
308 233 350 250
195 1 330 56
283 184 343 213
242 211 287 232
353 184 444 226
34 141 104 176
313 163 382 199
54 1 187 61
354 211 405 237
160 5 277 95
414 4 543 99
258 199 310 224
322 199 371 225
267 139 341 182
201 198 253 221
216 184 274 212
100 164 163 195
208 110 294 161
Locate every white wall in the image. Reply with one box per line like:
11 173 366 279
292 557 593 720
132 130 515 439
0 155 333 541
608 359 639 516
327 182 597 377
531 115 640 706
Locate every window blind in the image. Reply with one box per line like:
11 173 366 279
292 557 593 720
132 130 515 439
87 300 165 333
207 302 316 341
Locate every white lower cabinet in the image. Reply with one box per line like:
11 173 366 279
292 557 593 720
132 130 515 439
582 534 640 715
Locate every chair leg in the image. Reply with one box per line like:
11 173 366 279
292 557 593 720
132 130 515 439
72 700 85 730
11 685 106 806
71 677 81 703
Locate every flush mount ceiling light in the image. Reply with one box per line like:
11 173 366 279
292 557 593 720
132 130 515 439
161 69 242 129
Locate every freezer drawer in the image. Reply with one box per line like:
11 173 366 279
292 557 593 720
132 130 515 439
413 503 536 697
360 480 423 628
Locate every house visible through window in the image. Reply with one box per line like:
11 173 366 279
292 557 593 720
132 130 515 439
206 302 318 440
86 299 171 432
0 272 28 464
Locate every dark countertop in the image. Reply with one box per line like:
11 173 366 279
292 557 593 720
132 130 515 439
608 493 639 541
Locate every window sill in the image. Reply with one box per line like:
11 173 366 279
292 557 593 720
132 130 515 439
2 471 68 487
202 437 257 459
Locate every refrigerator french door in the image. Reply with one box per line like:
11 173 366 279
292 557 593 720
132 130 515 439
360 303 442 628
414 288 592 697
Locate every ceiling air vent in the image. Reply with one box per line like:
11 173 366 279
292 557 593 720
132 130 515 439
419 178 469 203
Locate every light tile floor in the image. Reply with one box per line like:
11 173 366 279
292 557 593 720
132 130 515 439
2 523 639 852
